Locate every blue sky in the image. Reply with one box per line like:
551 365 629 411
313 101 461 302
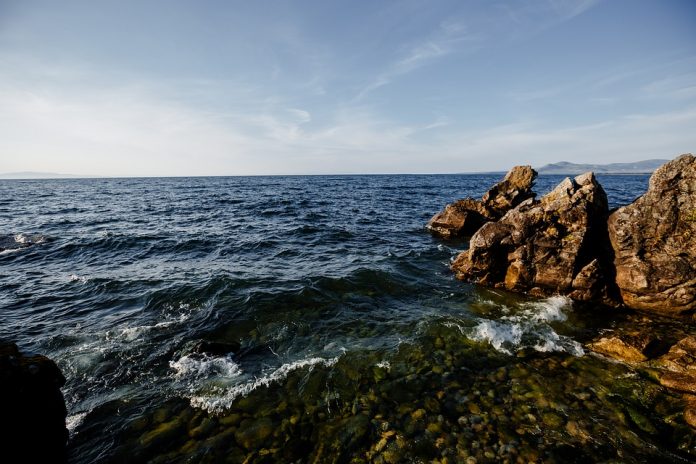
1 0 695 176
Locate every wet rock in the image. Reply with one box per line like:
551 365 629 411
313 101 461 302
234 417 274 450
654 335 696 374
683 395 696 429
658 372 696 394
453 172 615 302
427 166 537 239
587 332 659 363
0 342 68 463
608 154 696 314
192 340 241 356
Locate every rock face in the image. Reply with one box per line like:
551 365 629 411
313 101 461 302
452 172 615 302
608 154 696 314
427 166 537 239
0 343 68 462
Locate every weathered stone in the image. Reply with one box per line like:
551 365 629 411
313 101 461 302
658 371 696 394
427 166 537 239
683 395 696 429
427 199 493 239
0 342 68 463
654 335 696 374
608 154 696 314
453 172 615 302
587 332 658 363
481 165 538 216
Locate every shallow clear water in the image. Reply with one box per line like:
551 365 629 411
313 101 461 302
3 173 693 463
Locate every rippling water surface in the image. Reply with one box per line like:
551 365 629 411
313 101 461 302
4 173 693 463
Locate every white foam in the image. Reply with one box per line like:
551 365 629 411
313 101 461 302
69 274 89 283
170 354 242 380
188 356 339 413
470 320 523 355
14 233 29 244
466 296 583 356
376 360 391 369
523 295 571 322
0 247 22 256
66 412 88 435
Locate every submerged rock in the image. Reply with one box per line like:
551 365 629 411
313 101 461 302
608 154 696 314
0 342 68 463
452 172 615 302
427 166 537 239
587 332 659 364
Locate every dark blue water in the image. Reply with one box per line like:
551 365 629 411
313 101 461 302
6 173 690 464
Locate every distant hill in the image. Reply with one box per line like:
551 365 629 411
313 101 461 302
0 171 98 179
537 159 668 175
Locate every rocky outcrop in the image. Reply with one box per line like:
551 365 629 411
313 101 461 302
427 166 537 239
452 172 616 302
0 343 68 462
608 154 696 314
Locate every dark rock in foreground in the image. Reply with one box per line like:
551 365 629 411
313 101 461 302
0 342 68 463
452 172 616 303
427 165 537 239
608 154 696 314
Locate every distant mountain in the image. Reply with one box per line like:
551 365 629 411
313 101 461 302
0 171 98 179
536 159 668 175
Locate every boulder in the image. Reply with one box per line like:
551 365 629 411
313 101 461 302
587 332 659 363
427 166 537 239
452 172 616 302
653 335 696 375
607 154 696 314
0 342 68 463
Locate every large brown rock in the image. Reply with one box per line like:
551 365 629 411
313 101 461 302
0 342 68 463
608 154 696 314
427 166 537 239
452 172 615 302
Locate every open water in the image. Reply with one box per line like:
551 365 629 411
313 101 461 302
2 173 694 463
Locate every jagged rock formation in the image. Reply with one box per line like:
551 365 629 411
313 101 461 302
427 166 537 239
0 343 68 463
608 154 696 314
452 172 616 303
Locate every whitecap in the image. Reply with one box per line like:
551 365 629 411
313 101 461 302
170 354 242 380
69 274 89 283
14 233 29 244
66 412 88 435
188 356 339 413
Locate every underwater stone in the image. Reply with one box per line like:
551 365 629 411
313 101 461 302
234 417 274 450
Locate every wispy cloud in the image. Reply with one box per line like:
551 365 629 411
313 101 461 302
355 20 481 100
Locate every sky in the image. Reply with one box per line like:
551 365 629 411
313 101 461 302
0 0 695 176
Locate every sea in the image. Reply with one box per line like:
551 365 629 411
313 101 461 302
2 173 693 463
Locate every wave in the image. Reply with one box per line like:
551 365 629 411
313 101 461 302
0 233 47 255
183 355 340 414
454 296 584 356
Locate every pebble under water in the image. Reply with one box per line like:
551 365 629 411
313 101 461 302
2 173 695 463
